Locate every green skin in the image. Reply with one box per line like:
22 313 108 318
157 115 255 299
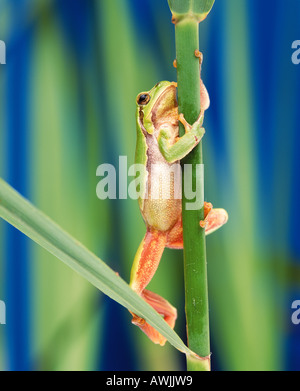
135 81 205 224
135 81 205 172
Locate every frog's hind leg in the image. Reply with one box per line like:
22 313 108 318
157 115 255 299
129 229 177 346
130 229 166 295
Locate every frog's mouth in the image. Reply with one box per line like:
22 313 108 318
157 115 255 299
151 84 178 127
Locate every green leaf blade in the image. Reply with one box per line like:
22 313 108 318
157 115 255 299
0 178 196 358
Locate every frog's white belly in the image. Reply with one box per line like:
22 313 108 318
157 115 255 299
141 135 182 232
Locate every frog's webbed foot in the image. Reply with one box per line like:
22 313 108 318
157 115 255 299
200 203 229 235
178 109 204 136
177 77 209 134
195 50 211 111
165 203 228 250
131 290 177 346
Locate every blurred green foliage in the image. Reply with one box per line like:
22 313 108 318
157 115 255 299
1 0 299 371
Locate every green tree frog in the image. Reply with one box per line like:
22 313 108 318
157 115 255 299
129 77 228 346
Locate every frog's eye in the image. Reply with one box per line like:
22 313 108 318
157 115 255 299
137 93 151 106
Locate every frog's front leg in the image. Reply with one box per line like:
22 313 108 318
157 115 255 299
158 112 205 164
129 229 177 346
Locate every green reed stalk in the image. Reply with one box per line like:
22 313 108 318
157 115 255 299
168 0 215 371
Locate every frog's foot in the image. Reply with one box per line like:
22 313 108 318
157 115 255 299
173 59 177 68
200 204 229 235
177 80 209 132
178 112 205 138
178 111 204 131
166 202 228 249
131 290 177 346
200 80 210 111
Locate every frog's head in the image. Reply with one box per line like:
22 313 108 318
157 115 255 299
136 81 177 135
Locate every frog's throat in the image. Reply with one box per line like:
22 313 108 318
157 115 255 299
138 84 177 136
151 85 177 126
138 108 150 136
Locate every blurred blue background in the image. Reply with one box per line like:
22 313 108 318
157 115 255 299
0 0 299 371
